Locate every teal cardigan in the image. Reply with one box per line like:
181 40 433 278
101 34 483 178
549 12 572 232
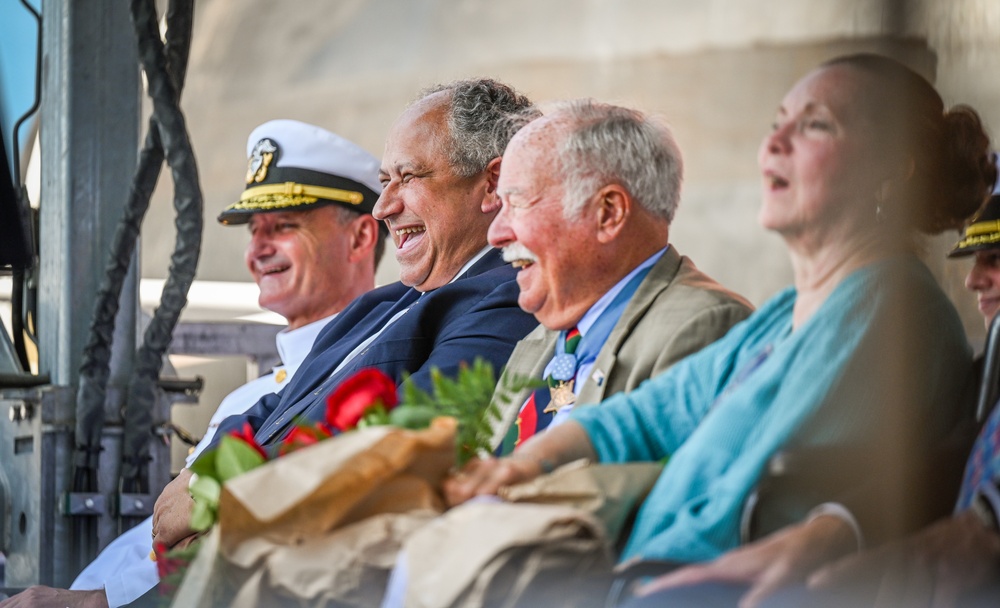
571 255 972 563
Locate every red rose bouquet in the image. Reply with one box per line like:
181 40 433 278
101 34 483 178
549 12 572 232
183 359 510 534
156 358 537 606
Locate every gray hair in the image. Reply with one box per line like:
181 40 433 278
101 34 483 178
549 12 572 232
420 78 538 177
553 100 683 222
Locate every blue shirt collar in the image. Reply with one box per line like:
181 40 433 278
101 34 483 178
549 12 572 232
576 246 668 337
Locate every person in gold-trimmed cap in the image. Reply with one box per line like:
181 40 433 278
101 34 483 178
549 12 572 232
222 119 386 331
951 176 1000 327
17 121 384 608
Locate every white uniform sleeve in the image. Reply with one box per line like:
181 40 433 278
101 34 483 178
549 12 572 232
71 372 285 606
69 517 157 607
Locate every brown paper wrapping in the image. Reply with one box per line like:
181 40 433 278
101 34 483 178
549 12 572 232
401 460 663 607
171 424 662 608
500 459 663 541
171 418 457 607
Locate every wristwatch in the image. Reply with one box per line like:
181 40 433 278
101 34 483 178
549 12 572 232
971 483 1000 533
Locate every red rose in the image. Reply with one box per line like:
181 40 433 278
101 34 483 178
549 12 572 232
278 423 333 456
230 421 267 459
326 368 399 431
153 542 181 579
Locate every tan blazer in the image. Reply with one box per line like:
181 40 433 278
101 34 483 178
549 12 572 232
488 247 753 450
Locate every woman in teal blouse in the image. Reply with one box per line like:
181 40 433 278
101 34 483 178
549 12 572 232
445 53 996 598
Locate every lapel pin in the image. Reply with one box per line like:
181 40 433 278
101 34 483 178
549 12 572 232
592 369 605 387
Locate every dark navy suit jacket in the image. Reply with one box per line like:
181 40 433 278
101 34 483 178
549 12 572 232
213 249 538 448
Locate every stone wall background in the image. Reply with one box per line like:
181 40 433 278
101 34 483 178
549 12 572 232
142 0 1000 470
142 0 1000 341
142 0 1000 464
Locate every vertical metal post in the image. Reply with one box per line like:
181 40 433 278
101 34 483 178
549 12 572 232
38 0 140 390
31 0 142 582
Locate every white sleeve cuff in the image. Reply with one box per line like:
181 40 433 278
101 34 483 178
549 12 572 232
102 559 159 608
806 502 865 551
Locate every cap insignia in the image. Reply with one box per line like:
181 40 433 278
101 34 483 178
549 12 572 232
246 138 278 185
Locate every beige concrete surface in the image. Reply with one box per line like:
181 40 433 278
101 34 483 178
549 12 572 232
136 2 1000 438
142 0 998 306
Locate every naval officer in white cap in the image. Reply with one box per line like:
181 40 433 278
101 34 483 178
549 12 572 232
32 119 385 608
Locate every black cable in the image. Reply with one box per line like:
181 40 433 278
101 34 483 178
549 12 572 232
169 422 202 448
10 268 30 371
69 0 200 566
23 206 39 350
119 0 201 495
72 0 197 490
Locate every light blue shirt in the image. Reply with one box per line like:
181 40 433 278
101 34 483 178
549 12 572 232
550 247 666 427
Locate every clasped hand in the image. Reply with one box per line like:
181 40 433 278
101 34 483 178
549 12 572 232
150 468 198 550
442 454 545 507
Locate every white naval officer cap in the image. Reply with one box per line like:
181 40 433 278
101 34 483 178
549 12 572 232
218 119 381 225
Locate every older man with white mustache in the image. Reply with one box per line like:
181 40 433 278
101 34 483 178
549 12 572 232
475 100 754 455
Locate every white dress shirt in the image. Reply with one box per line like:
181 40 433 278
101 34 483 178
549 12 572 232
70 314 334 607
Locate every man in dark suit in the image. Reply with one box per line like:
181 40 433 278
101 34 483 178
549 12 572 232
149 78 540 551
